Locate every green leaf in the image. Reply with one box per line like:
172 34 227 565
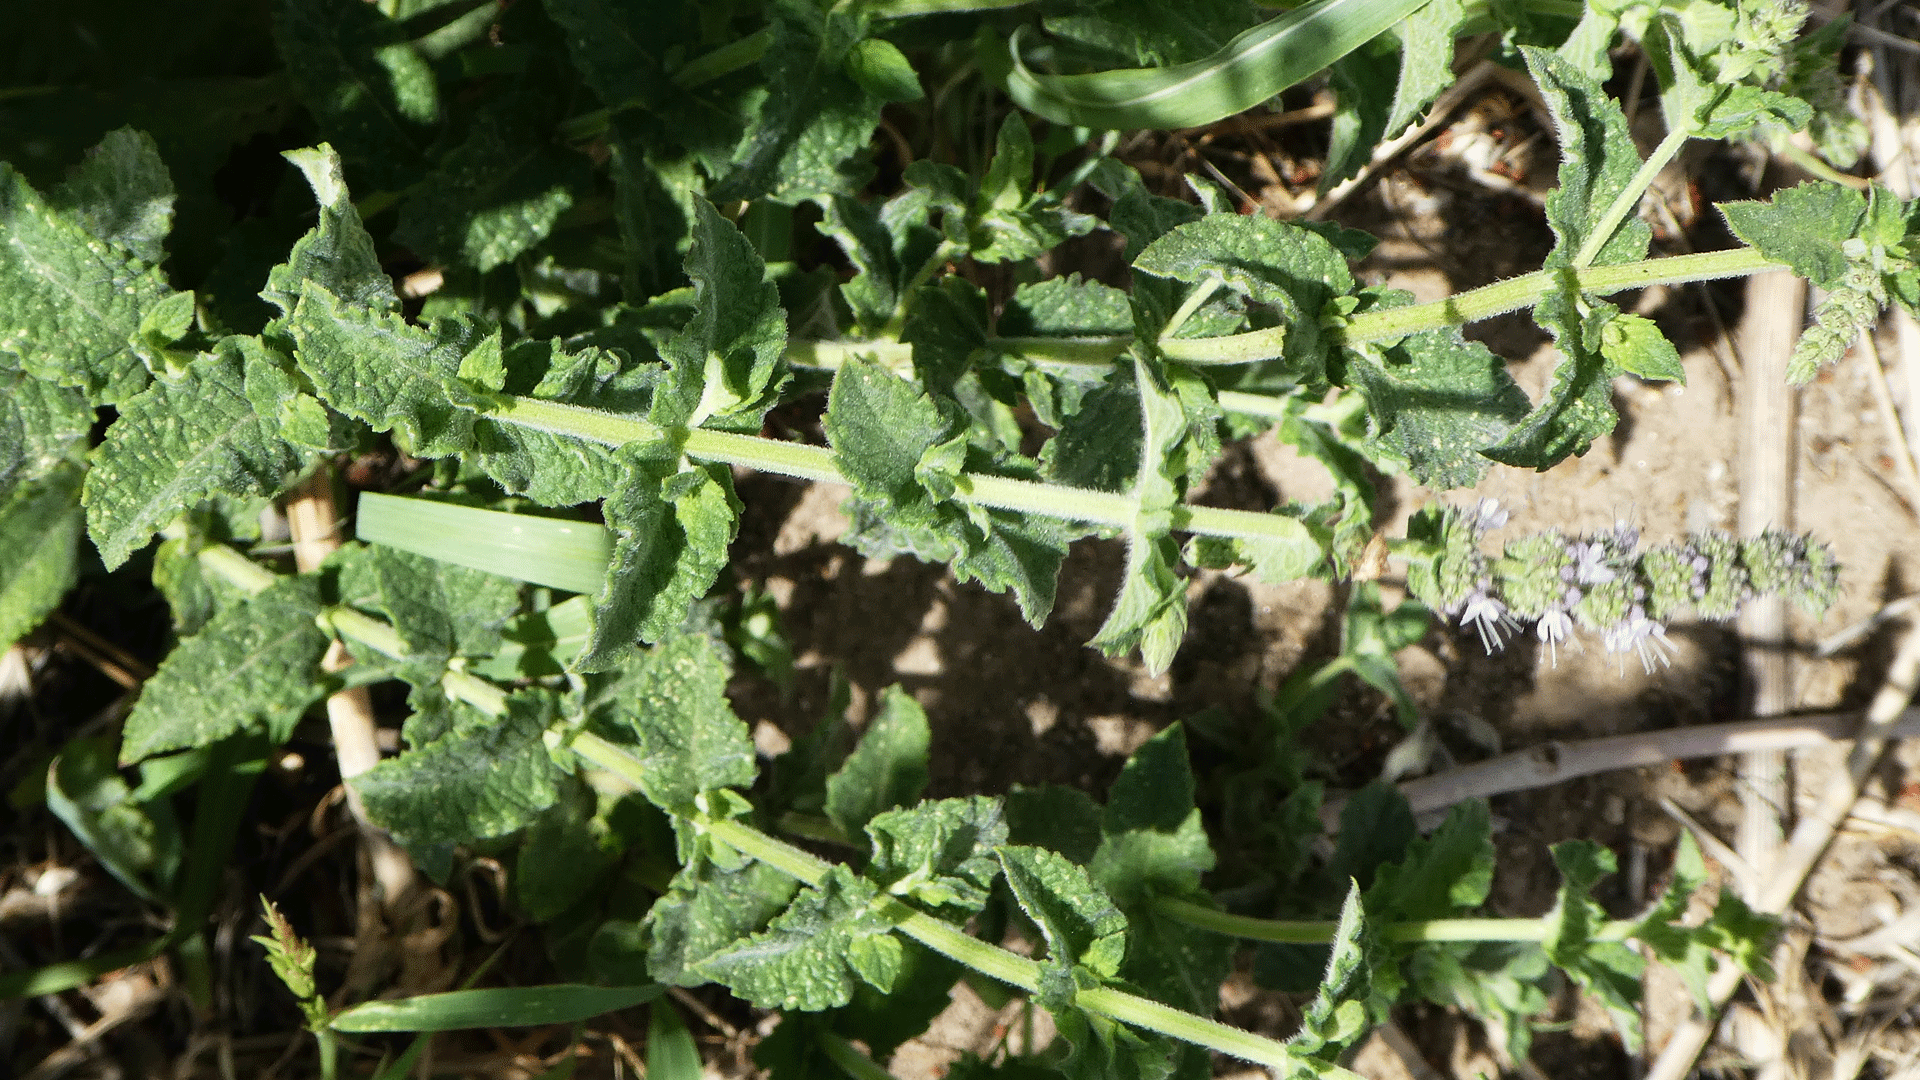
1382 0 1465 137
47 127 176 266
710 2 880 204
0 464 83 655
1365 801 1493 921
824 685 930 841
607 123 694 301
695 865 900 1010
1092 725 1215 907
1053 1009 1179 1080
287 284 486 457
865 796 1008 914
1134 215 1353 324
272 0 434 191
1719 181 1869 291
119 575 331 764
262 144 398 317
650 201 788 432
1341 328 1532 490
1088 359 1192 675
997 844 1128 996
965 115 1097 265
1042 0 1257 68
1481 290 1619 471
353 689 567 845
1000 276 1134 338
331 983 664 1032
46 737 179 904
579 453 737 669
0 137 174 405
642 857 798 986
1542 840 1646 1048
515 781 618 924
1005 784 1105 865
597 630 757 814
814 189 943 334
1328 781 1414 891
0 357 92 500
473 342 644 507
1287 883 1374 1063
1524 46 1652 269
1597 311 1685 384
899 276 990 394
1042 362 1145 493
827 356 1075 626
336 542 521 667
845 38 923 103
83 340 307 569
394 97 591 272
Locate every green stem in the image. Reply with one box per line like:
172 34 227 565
487 394 1313 543
1160 278 1226 341
1153 897 1639 944
786 339 918 372
1337 246 1780 344
1161 325 1288 364
1571 125 1691 270
564 730 1295 1069
178 549 1301 1069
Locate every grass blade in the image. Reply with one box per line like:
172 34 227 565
356 492 611 595
331 983 665 1032
1003 0 1433 130
647 1002 702 1080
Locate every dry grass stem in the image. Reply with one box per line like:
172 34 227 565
1643 623 1920 1080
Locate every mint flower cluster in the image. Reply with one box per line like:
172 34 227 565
1406 501 1840 669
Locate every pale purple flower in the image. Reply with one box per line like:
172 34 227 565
1460 590 1515 654
1571 542 1616 585
1601 605 1674 673
1471 498 1510 536
1536 606 1573 666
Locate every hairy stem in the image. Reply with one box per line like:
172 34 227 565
1153 897 1638 944
1572 125 1692 270
485 395 1316 544
782 247 1782 375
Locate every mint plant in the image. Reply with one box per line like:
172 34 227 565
0 0 1888 1074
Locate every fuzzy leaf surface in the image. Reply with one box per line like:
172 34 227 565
287 284 486 456
354 690 565 844
1525 45 1652 268
694 865 900 1010
598 630 757 813
998 844 1128 1003
0 146 172 405
262 145 398 316
0 358 92 500
642 858 799 987
1719 182 1869 290
394 98 590 272
48 128 176 266
84 340 306 568
825 685 930 841
119 576 330 763
0 465 83 655
865 796 1008 914
579 453 736 669
1342 328 1532 489
650 201 787 431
